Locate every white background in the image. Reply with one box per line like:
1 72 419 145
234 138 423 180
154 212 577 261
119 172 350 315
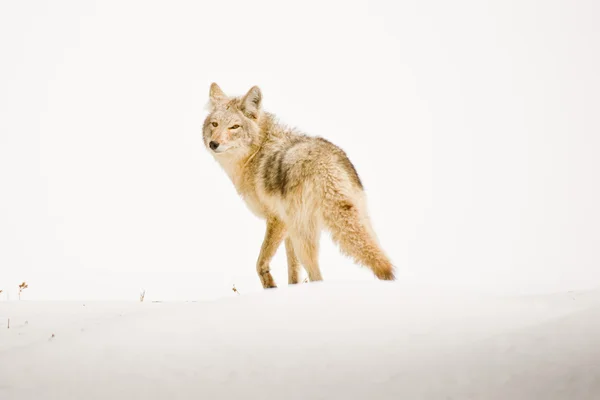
1 0 599 301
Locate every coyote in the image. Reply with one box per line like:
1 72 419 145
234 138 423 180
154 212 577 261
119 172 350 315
203 83 395 288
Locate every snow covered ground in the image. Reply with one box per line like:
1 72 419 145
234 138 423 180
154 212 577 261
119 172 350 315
1 281 600 399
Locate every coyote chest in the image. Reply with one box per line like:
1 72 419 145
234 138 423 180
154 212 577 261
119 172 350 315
241 191 269 219
218 157 271 219
238 179 285 221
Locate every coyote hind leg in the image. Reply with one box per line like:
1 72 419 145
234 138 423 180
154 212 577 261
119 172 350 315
288 224 323 283
286 237 301 284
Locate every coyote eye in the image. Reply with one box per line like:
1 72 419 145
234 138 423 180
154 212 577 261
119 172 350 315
211 122 218 127
229 124 240 129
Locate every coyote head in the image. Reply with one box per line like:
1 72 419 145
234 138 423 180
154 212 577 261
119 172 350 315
203 83 263 158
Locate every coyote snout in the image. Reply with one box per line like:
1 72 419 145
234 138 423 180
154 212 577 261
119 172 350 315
203 83 396 288
209 140 231 153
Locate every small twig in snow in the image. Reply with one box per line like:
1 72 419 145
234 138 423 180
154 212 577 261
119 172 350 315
18 282 28 300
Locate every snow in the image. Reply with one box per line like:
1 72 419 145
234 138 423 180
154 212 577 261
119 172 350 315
1 282 600 399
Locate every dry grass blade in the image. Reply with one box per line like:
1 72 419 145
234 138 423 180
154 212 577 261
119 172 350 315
18 281 28 300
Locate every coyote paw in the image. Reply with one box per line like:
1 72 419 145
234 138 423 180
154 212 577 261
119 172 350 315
259 271 277 289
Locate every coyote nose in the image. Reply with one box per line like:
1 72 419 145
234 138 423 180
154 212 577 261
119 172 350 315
209 141 219 150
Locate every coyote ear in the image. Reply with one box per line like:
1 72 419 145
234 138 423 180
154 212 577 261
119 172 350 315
209 83 228 107
240 86 262 119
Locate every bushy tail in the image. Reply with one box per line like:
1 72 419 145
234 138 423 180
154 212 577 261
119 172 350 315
323 195 395 281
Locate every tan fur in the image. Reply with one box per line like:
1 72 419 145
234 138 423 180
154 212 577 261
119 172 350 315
203 83 395 288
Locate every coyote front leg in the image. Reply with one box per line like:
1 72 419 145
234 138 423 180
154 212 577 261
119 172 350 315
256 218 286 288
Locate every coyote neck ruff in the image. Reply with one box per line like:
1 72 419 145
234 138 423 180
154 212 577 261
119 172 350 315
203 83 395 288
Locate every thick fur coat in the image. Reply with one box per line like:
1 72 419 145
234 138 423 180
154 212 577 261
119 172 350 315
203 83 395 287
